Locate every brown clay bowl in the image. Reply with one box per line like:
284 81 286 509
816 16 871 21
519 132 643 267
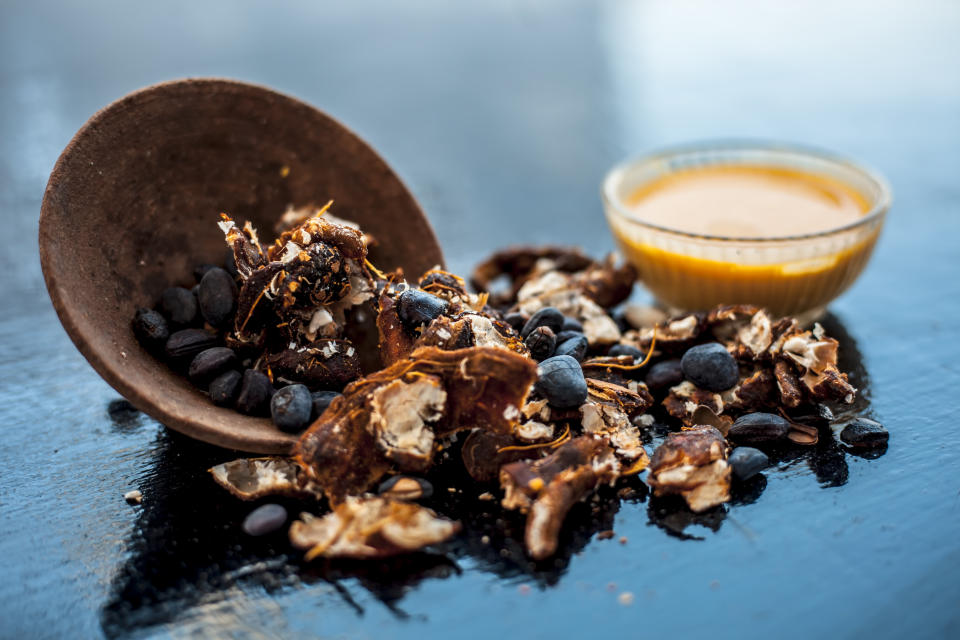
40 78 444 454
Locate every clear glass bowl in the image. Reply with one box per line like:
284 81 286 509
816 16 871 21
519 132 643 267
601 142 891 321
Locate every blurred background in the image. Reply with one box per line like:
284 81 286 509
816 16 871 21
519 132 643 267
4 0 958 280
2 1 958 638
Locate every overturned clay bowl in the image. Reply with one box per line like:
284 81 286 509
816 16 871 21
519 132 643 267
40 78 444 454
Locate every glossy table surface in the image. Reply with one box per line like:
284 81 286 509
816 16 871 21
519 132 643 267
2 1 959 638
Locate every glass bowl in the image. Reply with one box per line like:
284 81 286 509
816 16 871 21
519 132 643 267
601 142 891 321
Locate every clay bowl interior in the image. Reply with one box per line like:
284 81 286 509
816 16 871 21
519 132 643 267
40 78 444 454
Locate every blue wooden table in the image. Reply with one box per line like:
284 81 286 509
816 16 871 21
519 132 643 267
1 1 958 637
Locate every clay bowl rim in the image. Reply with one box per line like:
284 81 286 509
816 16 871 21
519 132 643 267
39 77 443 454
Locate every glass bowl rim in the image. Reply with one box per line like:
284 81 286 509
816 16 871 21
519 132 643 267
601 139 892 243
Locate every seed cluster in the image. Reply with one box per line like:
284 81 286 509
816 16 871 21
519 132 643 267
133 264 346 433
131 209 372 433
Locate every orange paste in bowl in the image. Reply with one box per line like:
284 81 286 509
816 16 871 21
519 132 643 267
609 166 881 317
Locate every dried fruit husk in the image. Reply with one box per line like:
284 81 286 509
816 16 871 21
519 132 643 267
580 401 649 469
774 359 804 408
803 367 857 404
689 404 732 436
580 356 648 385
415 313 527 355
264 339 362 390
461 429 543 482
647 426 731 512
515 419 555 443
418 268 469 302
723 368 778 412
368 375 446 472
520 396 553 422
664 365 782 426
415 315 475 351
224 211 377 386
627 312 704 355
223 328 267 358
500 438 611 509
498 437 619 560
274 305 339 344
525 462 613 560
294 399 391 505
470 314 527 351
586 378 653 416
220 214 267 279
471 246 634 315
706 304 761 340
405 346 538 438
767 316 801 355
233 262 284 341
374 280 510 362
579 379 652 468
663 380 725 425
266 211 367 263
294 346 537 503
470 245 594 305
271 270 374 347
272 205 374 251
779 328 857 403
273 203 325 236
289 497 460 559
567 254 636 309
705 304 762 325
467 313 523 346
376 288 416 367
705 305 767 356
732 308 773 359
274 241 352 308
620 304 856 422
624 304 860 416
208 457 324 501
513 272 622 346
325 266 376 321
